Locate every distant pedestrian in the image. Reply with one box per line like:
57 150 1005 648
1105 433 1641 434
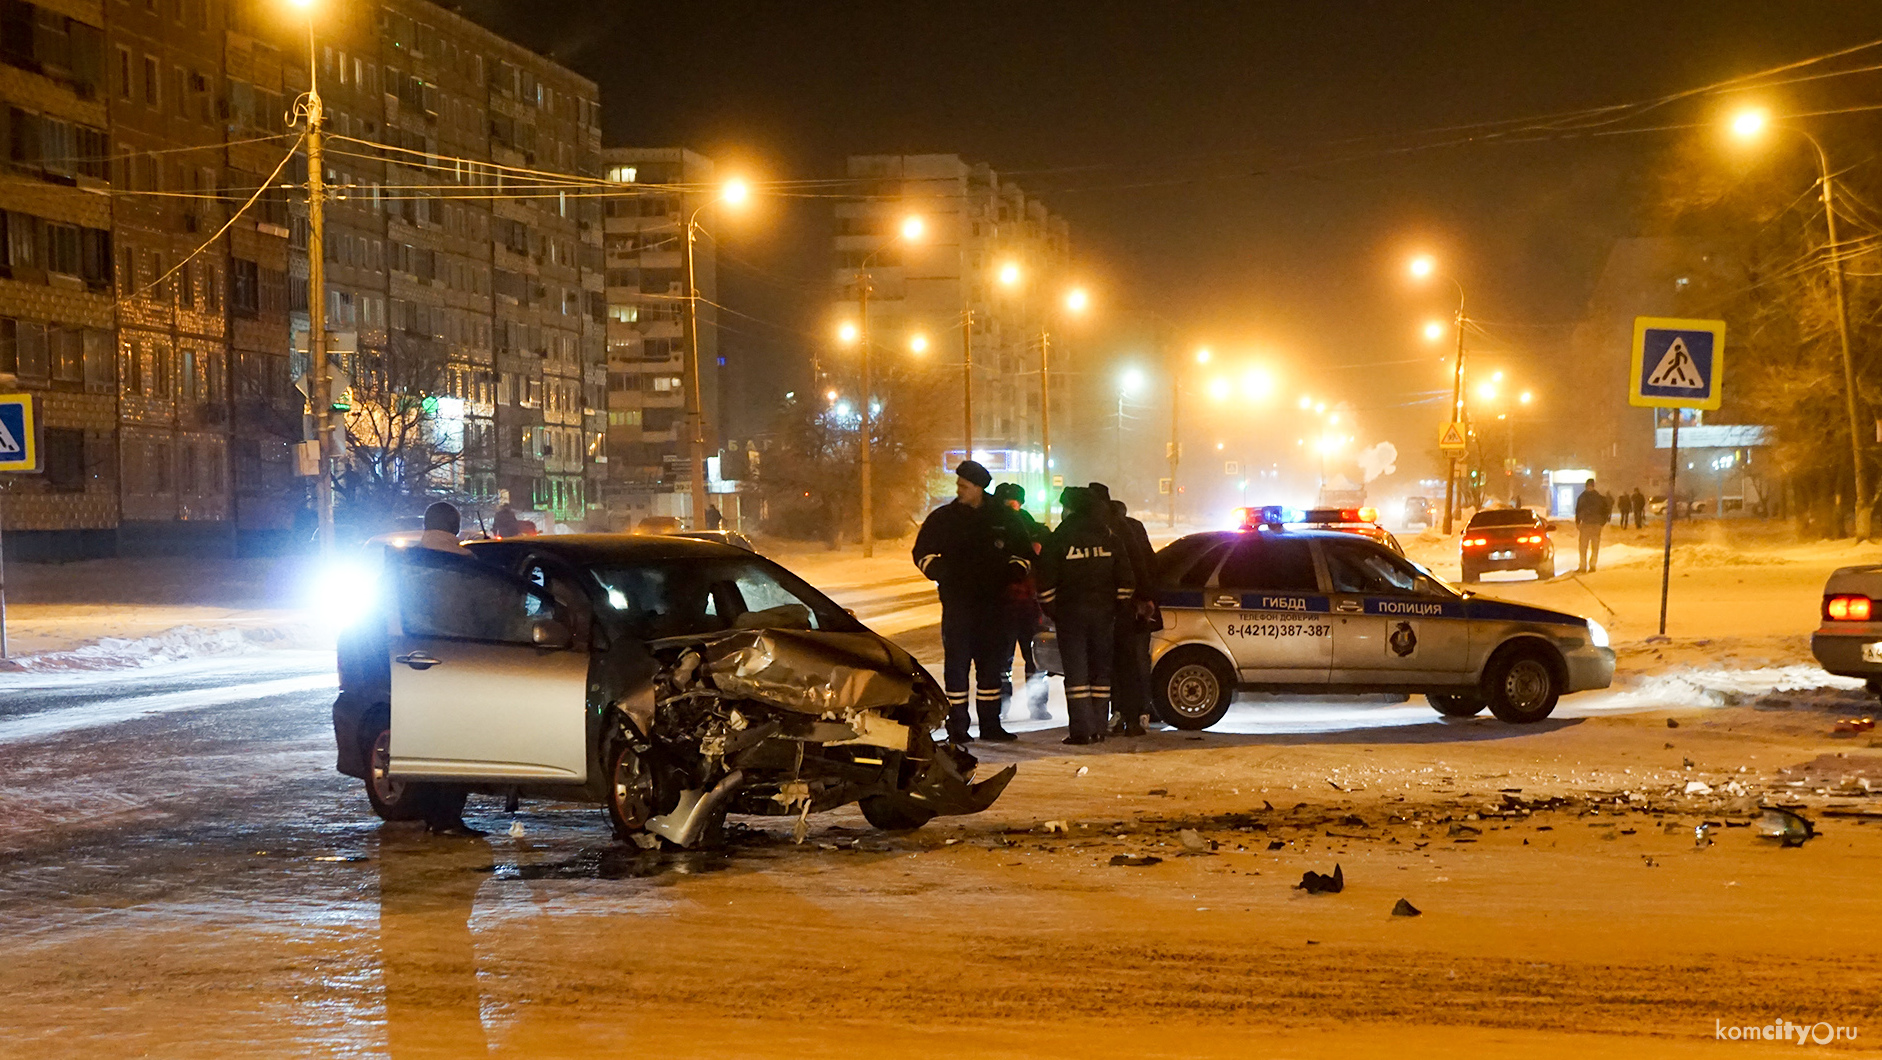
419 501 471 555
993 482 1050 720
913 460 1033 743
1632 487 1647 528
1617 487 1634 529
1095 486 1157 737
1575 479 1612 573
706 505 724 530
1038 486 1135 745
492 504 523 539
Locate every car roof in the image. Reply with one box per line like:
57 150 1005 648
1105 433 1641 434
1166 528 1383 547
466 533 751 564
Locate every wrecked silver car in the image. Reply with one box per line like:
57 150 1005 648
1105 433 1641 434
332 535 1013 846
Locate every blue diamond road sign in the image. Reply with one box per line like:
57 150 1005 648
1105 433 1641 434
0 393 39 473
1630 316 1724 410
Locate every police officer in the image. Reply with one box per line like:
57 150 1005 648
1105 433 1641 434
993 482 1050 721
1090 485 1155 736
913 460 1031 743
1038 486 1135 745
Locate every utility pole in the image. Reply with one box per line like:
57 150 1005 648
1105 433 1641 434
303 18 332 556
962 308 973 461
1039 328 1052 524
1814 141 1869 541
1442 297 1466 535
682 213 709 530
1167 369 1179 530
858 274 874 557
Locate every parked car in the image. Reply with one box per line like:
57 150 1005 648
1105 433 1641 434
1811 564 1882 698
1145 529 1613 729
1460 508 1556 582
331 535 1013 847
634 516 685 535
1402 496 1437 529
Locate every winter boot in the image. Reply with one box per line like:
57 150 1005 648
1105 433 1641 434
977 696 1019 742
1062 696 1090 745
946 700 973 744
999 675 1016 719
1026 672 1052 720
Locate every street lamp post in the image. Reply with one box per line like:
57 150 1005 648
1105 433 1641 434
998 263 1085 522
1412 256 1468 534
1732 111 1868 540
1117 367 1145 483
680 178 747 531
961 309 974 461
289 0 332 555
847 216 922 557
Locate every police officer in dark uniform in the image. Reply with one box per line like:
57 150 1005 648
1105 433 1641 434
993 482 1050 720
913 460 1031 743
1038 486 1135 745
1089 485 1156 736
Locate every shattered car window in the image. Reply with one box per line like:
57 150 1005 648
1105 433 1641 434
591 558 848 641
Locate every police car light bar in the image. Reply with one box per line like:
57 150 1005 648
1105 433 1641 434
1234 505 1300 530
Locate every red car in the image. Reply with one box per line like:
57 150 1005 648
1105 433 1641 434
1460 508 1555 582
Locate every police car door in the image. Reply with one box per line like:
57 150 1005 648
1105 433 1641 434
1206 535 1331 685
386 547 590 782
1319 538 1471 686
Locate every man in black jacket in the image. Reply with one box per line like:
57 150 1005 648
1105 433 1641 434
1092 486 1156 736
913 460 1031 743
1038 486 1135 745
1575 479 1612 573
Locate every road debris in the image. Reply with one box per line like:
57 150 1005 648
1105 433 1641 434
1178 828 1216 853
1757 806 1817 847
1391 898 1421 917
1296 864 1344 894
1042 820 1069 834
1109 854 1162 867
1683 780 1713 795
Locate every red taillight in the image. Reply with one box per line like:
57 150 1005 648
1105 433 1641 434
1517 534 1543 544
1463 537 1487 548
1826 594 1874 621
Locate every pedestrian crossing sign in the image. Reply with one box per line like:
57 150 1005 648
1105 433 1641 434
0 393 40 473
1631 317 1724 410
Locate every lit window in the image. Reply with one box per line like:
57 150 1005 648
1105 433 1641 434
607 165 637 184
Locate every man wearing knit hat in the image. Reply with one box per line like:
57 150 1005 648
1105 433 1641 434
913 460 1033 743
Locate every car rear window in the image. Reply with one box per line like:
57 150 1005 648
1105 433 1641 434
1466 509 1535 528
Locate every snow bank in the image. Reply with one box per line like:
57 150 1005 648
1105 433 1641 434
1575 664 1866 714
0 623 329 674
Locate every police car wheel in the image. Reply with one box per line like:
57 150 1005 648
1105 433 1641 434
363 721 464 822
1428 693 1485 717
1152 648 1234 730
1484 649 1561 724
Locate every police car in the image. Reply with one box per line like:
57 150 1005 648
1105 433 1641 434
1234 505 1405 554
1149 529 1614 729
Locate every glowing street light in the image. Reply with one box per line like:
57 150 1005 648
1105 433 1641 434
1120 367 1147 394
849 212 928 556
1520 390 1533 405
1207 377 1231 402
1730 108 1768 140
1423 320 1446 342
1297 394 1312 410
1408 255 1435 279
1196 347 1212 365
1476 381 1497 402
908 333 928 355
1240 367 1275 401
721 177 750 206
997 261 1020 286
837 321 858 345
900 215 924 242
1065 287 1089 314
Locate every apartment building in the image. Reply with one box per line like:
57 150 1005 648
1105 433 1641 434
0 0 604 558
597 146 717 524
832 154 1071 504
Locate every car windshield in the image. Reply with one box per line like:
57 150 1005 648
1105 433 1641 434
1467 509 1536 528
587 557 854 641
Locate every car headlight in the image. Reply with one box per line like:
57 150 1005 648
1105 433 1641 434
1586 619 1610 648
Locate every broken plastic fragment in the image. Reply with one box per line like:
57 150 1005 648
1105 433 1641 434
1391 898 1421 917
1109 854 1162 867
1296 863 1344 894
1757 806 1816 847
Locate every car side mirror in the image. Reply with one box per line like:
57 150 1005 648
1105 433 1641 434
531 617 572 649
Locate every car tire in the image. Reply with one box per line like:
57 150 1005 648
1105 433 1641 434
860 794 936 831
362 718 466 823
605 740 656 839
1152 647 1234 731
1461 566 1480 583
1534 559 1554 580
1428 693 1485 717
1484 647 1562 723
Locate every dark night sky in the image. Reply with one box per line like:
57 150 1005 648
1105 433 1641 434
455 0 1882 460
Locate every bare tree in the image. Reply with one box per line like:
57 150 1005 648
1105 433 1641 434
332 332 460 522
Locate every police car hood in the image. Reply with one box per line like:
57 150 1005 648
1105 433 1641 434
1458 593 1591 628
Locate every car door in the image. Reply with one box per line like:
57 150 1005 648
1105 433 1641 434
1206 535 1332 684
1319 538 1471 687
386 547 591 783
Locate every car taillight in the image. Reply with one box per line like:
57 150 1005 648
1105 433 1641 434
1518 534 1543 544
1463 537 1487 547
1826 594 1874 621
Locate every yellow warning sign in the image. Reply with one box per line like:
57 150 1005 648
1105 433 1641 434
1437 422 1467 451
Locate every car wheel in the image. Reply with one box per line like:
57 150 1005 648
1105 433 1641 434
1152 647 1234 731
362 719 466 823
1533 558 1554 580
1428 693 1485 717
860 794 936 831
1461 566 1480 583
1484 647 1561 723
605 741 656 839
